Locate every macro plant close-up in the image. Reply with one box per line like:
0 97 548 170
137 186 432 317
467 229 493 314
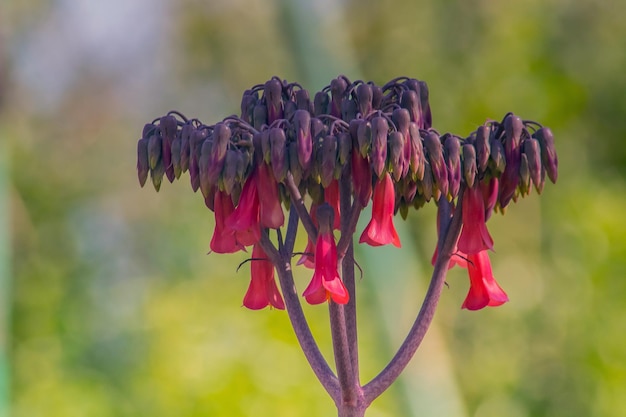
136 74 557 416
4 0 626 416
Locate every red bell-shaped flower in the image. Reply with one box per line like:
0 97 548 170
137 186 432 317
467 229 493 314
359 173 401 247
461 250 508 310
224 171 261 247
457 183 494 255
243 243 285 310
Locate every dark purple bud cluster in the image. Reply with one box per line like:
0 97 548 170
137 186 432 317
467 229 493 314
137 76 557 215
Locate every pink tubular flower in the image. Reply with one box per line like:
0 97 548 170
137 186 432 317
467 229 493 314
359 172 401 248
457 183 494 255
210 189 241 253
462 250 509 310
243 243 285 310
224 172 261 247
256 163 285 229
302 229 349 305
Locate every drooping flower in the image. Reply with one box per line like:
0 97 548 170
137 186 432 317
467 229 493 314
303 208 349 305
224 172 261 247
243 243 285 310
256 162 285 229
359 172 401 247
457 183 494 255
461 250 508 310
210 189 241 253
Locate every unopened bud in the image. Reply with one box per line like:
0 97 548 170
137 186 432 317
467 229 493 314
475 125 491 173
330 77 349 117
519 153 531 196
370 116 389 178
356 83 373 116
221 150 239 195
534 127 558 184
351 150 372 207
142 123 157 139
400 89 422 126
371 82 383 110
147 133 162 170
408 123 425 180
462 144 477 188
160 115 178 142
419 159 434 202
188 129 207 192
320 135 338 187
489 137 506 175
418 80 432 129
341 98 358 122
356 120 372 157
150 158 165 192
444 134 461 199
295 89 312 112
424 131 448 197
253 103 268 130
179 123 194 173
314 91 330 116
137 137 149 187
171 136 182 179
504 113 523 147
337 132 352 166
199 139 215 198
240 90 258 124
264 78 284 123
269 127 288 181
293 109 312 170
283 100 297 122
388 131 404 181
523 138 544 193
288 142 303 186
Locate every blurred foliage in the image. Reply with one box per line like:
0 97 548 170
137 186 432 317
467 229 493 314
3 0 626 416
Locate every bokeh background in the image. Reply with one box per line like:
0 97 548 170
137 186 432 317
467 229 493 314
2 0 626 416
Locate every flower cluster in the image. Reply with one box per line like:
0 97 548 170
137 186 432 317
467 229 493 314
137 75 557 310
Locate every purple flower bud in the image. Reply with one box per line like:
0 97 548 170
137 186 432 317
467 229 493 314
269 127 288 182
499 115 523 208
160 116 177 183
160 115 178 141
293 110 312 170
188 129 207 192
320 135 338 187
264 78 284 123
330 76 349 118
370 82 383 110
288 142 303 186
392 108 411 176
310 117 327 142
356 83 373 116
408 122 425 181
179 123 194 173
444 134 461 199
341 98 358 122
424 131 448 197
253 103 268 130
462 143 477 188
504 113 523 147
147 133 162 170
418 81 432 129
314 91 330 116
523 138 544 194
206 123 231 184
171 136 182 179
356 120 372 157
295 89 312 112
519 153 531 196
260 129 271 164
489 136 506 176
400 89 422 126
337 132 352 166
220 150 238 195
370 116 389 178
388 131 404 181
137 137 149 187
199 139 215 198
475 125 491 173
150 158 165 192
142 123 156 139
419 159 434 202
240 90 258 124
534 127 558 184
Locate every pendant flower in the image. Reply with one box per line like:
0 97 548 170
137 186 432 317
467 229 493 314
359 172 401 247
224 171 261 247
243 243 285 310
303 205 349 305
457 182 494 255
462 250 509 310
209 189 241 253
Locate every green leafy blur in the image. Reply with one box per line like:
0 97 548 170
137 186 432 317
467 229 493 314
3 0 625 416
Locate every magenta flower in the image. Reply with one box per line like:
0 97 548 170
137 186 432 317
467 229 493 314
302 229 349 305
457 183 494 255
461 250 508 310
243 243 285 310
210 189 241 254
224 172 261 247
257 162 285 229
359 173 401 247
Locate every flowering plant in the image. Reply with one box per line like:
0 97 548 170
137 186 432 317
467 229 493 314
136 75 557 416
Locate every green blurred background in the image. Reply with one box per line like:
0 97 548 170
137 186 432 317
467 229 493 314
2 0 626 416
